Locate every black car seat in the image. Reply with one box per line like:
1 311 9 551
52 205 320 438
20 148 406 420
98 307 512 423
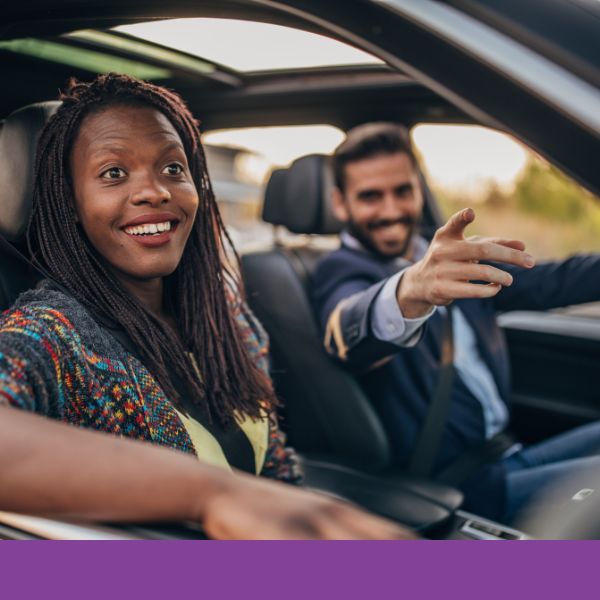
0 102 60 310
242 155 390 464
0 105 462 533
243 155 390 467
241 153 443 468
241 155 465 530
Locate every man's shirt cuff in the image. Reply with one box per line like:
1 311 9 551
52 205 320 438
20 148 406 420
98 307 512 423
371 269 435 347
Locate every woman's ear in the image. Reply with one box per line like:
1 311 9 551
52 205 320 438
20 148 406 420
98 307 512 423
331 187 350 223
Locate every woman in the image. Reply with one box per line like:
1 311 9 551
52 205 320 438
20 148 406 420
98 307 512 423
0 73 411 539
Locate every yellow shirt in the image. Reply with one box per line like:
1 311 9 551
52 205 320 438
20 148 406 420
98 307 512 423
175 409 269 474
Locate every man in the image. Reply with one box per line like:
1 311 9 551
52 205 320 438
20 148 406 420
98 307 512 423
312 122 600 523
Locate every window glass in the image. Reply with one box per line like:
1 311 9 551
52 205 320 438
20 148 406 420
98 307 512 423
65 30 215 76
114 19 382 72
204 125 344 249
412 124 600 259
0 38 171 79
412 124 600 317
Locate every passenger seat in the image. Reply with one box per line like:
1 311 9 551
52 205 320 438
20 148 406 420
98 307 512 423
241 154 463 531
0 102 59 310
243 154 392 467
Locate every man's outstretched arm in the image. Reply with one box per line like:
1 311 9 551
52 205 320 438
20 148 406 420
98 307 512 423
320 208 535 371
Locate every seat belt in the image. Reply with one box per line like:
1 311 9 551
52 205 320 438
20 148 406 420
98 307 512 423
408 305 455 477
0 234 257 473
407 303 516 485
436 431 516 486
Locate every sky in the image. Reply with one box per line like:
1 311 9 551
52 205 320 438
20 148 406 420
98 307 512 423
116 18 381 71
412 125 528 195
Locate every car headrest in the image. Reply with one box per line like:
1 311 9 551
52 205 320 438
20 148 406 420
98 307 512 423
0 101 61 241
261 167 288 226
262 154 343 235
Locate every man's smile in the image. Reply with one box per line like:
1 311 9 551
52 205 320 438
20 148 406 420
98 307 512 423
367 216 415 231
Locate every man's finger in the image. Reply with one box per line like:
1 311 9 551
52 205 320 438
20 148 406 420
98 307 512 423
439 281 504 301
437 208 475 240
467 236 526 252
444 262 514 287
448 241 535 269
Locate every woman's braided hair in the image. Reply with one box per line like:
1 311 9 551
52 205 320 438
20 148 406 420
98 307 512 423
28 73 275 425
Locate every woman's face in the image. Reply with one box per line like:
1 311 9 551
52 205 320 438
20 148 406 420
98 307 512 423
70 103 199 288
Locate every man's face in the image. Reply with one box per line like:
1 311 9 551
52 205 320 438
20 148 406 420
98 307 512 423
333 152 424 258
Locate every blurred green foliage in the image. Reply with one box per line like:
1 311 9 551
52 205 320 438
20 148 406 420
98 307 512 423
432 156 600 259
514 159 594 223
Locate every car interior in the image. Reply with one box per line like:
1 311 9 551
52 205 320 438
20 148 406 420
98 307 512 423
0 0 599 539
0 98 514 540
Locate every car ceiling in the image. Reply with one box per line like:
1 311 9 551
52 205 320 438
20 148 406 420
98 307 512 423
0 1 464 130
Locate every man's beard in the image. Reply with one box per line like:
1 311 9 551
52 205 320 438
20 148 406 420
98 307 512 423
346 215 419 260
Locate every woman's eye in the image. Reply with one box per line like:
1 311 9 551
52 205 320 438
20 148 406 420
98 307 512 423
162 163 184 176
101 167 126 180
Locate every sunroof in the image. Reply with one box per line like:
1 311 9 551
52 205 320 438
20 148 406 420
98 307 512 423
114 18 383 72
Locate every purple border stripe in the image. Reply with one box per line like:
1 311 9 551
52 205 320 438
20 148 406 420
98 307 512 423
0 540 598 599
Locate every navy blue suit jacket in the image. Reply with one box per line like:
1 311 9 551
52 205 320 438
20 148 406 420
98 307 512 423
312 243 600 518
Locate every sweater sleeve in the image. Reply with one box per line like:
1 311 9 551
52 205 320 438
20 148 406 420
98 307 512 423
0 305 66 415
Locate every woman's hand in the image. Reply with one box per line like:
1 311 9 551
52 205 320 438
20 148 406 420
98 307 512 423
199 472 417 540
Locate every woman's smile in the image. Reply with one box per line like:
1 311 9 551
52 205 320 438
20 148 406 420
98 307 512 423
121 211 181 247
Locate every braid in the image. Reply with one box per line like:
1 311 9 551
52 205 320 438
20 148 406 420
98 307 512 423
28 73 275 425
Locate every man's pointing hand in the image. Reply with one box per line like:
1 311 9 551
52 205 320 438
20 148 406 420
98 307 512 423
397 208 536 318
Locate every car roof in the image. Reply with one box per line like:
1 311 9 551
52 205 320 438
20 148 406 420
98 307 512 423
0 12 461 130
0 0 598 194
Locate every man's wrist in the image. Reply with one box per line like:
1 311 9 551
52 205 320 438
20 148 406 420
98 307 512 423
396 265 434 319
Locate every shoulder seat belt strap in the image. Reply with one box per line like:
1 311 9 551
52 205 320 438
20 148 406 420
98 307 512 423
408 305 455 477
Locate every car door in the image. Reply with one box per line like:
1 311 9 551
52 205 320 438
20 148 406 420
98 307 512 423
500 305 600 443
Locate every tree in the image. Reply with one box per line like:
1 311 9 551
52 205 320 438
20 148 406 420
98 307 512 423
513 158 591 222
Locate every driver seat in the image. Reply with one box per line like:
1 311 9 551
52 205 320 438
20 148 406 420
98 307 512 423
241 153 442 468
240 155 463 530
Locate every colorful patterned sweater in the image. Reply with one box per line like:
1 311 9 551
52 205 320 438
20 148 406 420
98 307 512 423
0 281 301 483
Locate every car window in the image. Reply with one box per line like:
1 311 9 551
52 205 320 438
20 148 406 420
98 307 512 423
412 123 600 318
412 124 600 259
204 124 344 249
114 19 382 72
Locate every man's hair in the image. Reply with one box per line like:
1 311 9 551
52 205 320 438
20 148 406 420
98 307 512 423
333 122 416 191
28 73 275 426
